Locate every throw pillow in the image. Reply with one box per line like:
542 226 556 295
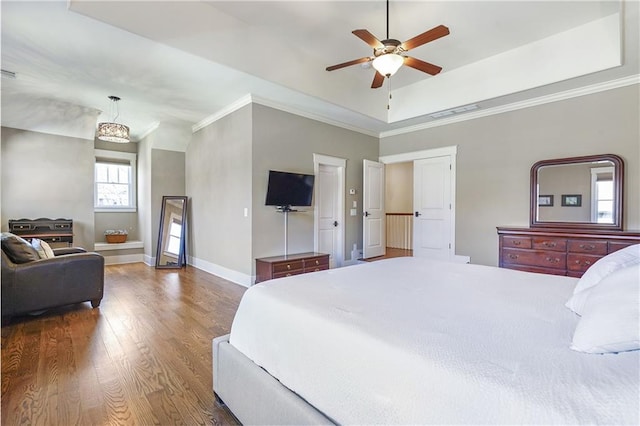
1 232 40 264
40 240 55 259
31 238 55 259
570 264 640 354
566 244 640 315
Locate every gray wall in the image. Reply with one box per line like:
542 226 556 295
1 127 95 249
151 149 186 258
186 104 253 276
251 104 379 262
138 133 153 259
380 85 640 266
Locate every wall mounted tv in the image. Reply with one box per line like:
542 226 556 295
265 170 315 208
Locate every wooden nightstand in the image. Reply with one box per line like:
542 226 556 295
255 252 329 283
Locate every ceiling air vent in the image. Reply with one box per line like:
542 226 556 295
430 104 478 119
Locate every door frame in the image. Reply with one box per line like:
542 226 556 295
379 145 457 257
313 153 346 267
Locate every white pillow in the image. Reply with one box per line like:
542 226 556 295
570 264 640 354
566 244 640 314
31 238 55 259
30 238 53 259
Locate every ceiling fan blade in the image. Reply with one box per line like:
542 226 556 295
400 25 450 51
371 71 385 89
326 57 372 72
403 56 442 76
352 29 384 49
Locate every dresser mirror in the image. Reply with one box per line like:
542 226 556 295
530 154 623 230
156 196 188 268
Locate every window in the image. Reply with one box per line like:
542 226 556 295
95 150 137 212
591 167 614 224
164 215 183 257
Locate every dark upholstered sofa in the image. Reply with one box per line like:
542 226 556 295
1 234 104 320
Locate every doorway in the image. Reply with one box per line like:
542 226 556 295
378 146 457 261
313 154 346 268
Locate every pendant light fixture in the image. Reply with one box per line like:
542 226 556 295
97 95 130 143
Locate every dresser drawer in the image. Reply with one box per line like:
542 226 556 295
568 240 607 255
609 241 636 253
567 254 602 273
532 238 566 252
304 256 329 268
503 249 566 270
502 236 532 249
272 260 304 274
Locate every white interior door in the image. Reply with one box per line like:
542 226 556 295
413 156 452 260
316 164 340 268
314 154 345 267
363 159 385 259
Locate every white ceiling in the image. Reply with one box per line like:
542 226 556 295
1 1 637 144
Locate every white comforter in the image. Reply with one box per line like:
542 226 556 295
229 257 639 425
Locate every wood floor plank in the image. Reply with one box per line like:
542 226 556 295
1 263 246 425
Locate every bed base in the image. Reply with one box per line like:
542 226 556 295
212 334 334 425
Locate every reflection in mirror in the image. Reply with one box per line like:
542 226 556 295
531 154 623 230
156 196 188 268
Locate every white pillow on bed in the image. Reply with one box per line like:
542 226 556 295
570 264 640 354
566 244 640 315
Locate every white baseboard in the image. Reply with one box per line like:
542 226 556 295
188 256 252 288
103 254 144 265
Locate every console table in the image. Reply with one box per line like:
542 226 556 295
497 227 640 277
8 218 73 246
255 252 329 283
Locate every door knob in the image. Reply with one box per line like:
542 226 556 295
364 211 370 217
415 211 422 217
333 221 338 227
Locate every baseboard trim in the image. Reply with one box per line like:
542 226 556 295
103 254 144 265
188 256 252 288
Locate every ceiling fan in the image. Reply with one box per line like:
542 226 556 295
326 0 450 89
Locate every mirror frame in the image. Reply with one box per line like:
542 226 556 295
155 195 188 269
530 154 624 230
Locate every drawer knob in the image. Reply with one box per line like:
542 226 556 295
315 260 319 265
314 268 320 272
286 264 291 270
575 260 592 266
545 257 560 263
508 254 518 260
544 242 556 248
286 273 291 277
580 244 595 251
512 241 521 246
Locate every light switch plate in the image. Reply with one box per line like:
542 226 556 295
350 209 357 216
349 188 356 195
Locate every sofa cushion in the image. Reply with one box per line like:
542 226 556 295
1 232 40 264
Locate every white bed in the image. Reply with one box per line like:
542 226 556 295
217 256 639 425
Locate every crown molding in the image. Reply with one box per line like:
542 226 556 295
192 94 253 133
380 74 640 138
191 75 639 140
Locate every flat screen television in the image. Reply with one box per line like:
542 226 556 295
265 170 315 208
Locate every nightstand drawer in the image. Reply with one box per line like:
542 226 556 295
272 260 304 274
273 269 305 279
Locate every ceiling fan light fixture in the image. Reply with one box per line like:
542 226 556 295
97 95 130 143
372 53 404 77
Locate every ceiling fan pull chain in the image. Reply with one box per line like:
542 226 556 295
387 77 392 110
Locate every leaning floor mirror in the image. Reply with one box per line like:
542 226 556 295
156 196 188 269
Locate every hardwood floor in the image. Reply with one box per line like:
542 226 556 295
363 247 413 262
1 263 246 425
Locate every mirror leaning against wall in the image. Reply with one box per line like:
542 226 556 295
156 196 188 268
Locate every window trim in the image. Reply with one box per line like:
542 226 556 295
94 149 137 213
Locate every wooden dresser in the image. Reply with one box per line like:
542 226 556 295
497 227 640 277
255 252 330 283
